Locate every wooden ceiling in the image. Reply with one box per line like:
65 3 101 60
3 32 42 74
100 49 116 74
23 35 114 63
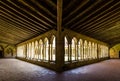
0 0 120 46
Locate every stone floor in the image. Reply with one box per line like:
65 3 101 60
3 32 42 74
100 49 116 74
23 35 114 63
0 59 120 81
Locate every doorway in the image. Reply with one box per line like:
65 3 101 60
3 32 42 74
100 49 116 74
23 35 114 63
119 51 120 58
0 51 3 58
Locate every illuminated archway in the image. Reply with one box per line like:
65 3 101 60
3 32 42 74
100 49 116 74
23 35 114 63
34 41 38 60
71 37 77 61
78 39 83 60
64 36 69 61
94 43 97 59
31 42 34 59
39 39 43 60
88 42 91 59
44 38 49 61
92 42 95 59
28 43 32 59
84 40 88 60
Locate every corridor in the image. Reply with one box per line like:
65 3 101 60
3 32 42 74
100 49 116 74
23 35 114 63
0 59 120 81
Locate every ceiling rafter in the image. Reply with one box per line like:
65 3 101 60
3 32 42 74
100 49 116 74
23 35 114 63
0 25 27 40
5 0 55 28
64 0 102 27
17 0 55 26
79 1 120 32
0 1 51 30
29 0 56 20
70 0 115 29
0 7 46 32
0 12 39 33
0 15 37 33
0 30 22 41
87 16 120 35
63 0 77 12
0 35 20 44
0 16 34 35
83 11 120 34
63 0 89 25
0 7 47 31
93 26 120 39
43 0 57 9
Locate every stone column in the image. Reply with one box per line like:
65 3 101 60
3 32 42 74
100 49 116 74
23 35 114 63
48 43 50 62
97 44 99 60
51 44 53 61
56 0 64 71
69 43 72 63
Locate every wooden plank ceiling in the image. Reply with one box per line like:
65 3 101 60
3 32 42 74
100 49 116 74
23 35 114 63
0 0 120 46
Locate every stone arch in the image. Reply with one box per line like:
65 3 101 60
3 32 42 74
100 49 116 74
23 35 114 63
4 45 15 58
88 41 92 59
64 36 69 61
39 39 43 60
44 37 49 60
64 35 71 44
83 40 88 60
50 35 56 61
78 39 83 60
71 37 77 61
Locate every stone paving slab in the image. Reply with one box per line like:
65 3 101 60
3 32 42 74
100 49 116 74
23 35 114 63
0 59 120 81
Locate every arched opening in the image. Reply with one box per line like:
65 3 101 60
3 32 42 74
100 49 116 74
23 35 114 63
92 42 95 59
51 35 56 61
26 44 29 59
31 42 34 59
94 43 97 59
5 48 13 57
88 41 91 59
34 41 38 60
109 44 120 58
71 37 77 61
44 38 49 61
78 39 83 61
64 36 69 62
29 43 32 59
39 39 43 60
84 40 88 60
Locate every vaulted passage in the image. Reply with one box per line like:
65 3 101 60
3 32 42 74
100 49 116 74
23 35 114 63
0 59 120 81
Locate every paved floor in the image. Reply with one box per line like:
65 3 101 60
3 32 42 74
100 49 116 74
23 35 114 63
0 59 120 81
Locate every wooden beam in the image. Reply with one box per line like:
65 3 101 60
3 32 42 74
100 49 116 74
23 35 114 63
71 0 114 29
64 0 101 27
44 0 57 9
80 1 120 32
88 15 120 34
18 0 55 25
0 16 33 35
0 12 39 33
0 8 46 32
30 0 56 20
0 1 51 30
63 0 89 23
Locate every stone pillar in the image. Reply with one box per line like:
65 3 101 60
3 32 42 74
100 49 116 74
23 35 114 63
68 44 70 61
25 44 27 58
97 44 99 60
69 43 72 62
56 0 64 71
51 44 53 61
48 43 50 62
76 43 78 61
